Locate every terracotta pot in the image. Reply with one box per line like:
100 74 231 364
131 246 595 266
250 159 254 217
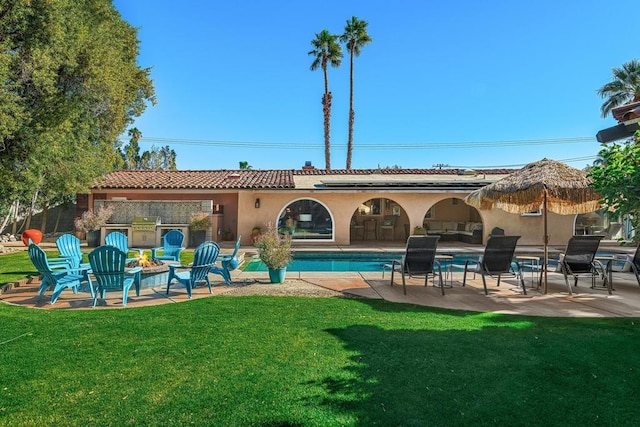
22 229 43 246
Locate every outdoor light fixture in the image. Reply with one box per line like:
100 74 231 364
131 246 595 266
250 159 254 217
255 198 260 208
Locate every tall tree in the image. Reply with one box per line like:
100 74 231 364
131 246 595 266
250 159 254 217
123 127 142 169
588 131 640 235
309 30 342 170
0 0 155 232
597 59 640 118
340 17 372 170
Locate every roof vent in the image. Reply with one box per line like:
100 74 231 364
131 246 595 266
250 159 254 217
226 173 240 179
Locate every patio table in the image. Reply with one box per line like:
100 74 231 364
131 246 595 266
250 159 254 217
516 255 542 289
594 256 614 294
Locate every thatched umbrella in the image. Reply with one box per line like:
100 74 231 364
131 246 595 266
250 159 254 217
464 158 601 293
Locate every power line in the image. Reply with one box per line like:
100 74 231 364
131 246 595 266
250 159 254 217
126 136 598 151
448 155 598 169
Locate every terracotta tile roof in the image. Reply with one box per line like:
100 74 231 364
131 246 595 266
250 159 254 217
93 168 515 190
612 101 640 122
92 170 295 190
292 168 514 175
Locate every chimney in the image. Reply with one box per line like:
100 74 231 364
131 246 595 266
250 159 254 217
302 161 315 170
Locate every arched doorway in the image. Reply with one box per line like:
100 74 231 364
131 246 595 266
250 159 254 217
349 198 408 242
277 198 333 240
422 197 483 243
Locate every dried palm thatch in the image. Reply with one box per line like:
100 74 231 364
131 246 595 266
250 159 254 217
464 158 601 214
464 158 602 294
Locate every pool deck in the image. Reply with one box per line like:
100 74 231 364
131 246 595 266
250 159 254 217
2 240 640 317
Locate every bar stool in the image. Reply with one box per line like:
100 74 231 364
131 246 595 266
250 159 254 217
364 219 377 240
351 223 364 240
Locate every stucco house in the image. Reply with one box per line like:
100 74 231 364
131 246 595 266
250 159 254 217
81 165 588 247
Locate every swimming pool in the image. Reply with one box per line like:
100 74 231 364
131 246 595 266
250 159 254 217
243 250 627 273
243 251 478 272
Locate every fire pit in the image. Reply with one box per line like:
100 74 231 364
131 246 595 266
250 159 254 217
126 254 174 289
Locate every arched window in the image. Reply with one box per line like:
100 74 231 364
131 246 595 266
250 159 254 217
278 199 333 240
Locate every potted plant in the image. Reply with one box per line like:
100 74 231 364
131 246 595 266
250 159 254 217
255 224 292 283
74 205 115 247
413 226 427 235
189 211 211 246
250 226 263 245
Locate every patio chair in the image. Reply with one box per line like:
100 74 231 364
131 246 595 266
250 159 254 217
28 243 94 304
151 230 185 262
88 245 142 307
55 233 90 269
104 231 142 263
166 241 220 298
461 235 523 295
390 235 443 295
380 215 397 240
558 235 604 295
628 243 640 286
210 235 241 285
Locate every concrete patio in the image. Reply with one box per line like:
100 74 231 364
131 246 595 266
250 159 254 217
2 240 639 317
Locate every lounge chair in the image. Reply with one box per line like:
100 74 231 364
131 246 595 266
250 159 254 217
104 231 142 263
628 243 640 286
210 236 241 285
55 233 90 269
166 241 220 298
558 235 604 295
461 235 523 295
151 230 185 262
390 235 443 295
89 245 142 307
28 243 93 304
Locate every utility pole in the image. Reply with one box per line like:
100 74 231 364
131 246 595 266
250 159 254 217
432 163 450 170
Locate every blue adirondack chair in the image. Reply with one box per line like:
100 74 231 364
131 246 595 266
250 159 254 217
210 235 241 285
151 230 185 262
28 243 93 304
167 241 220 298
104 231 142 263
55 233 90 269
88 245 142 307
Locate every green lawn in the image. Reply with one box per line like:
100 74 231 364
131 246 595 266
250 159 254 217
1 251 640 425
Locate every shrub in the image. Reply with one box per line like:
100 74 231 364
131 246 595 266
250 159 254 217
189 211 211 231
255 224 292 269
74 205 115 232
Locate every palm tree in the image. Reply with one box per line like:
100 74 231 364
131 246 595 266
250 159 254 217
597 59 640 118
340 17 372 170
309 29 342 170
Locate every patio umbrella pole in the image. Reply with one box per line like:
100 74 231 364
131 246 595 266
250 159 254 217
543 188 548 294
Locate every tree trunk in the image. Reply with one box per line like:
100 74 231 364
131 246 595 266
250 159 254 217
322 92 332 169
25 190 38 230
40 203 49 233
346 49 355 169
53 205 63 233
11 201 18 235
0 201 16 234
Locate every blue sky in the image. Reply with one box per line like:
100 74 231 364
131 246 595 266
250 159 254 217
112 0 636 171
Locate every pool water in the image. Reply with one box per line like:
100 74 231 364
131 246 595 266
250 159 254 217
243 251 628 273
243 251 479 272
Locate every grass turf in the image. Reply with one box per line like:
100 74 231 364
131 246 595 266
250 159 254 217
1 251 640 425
